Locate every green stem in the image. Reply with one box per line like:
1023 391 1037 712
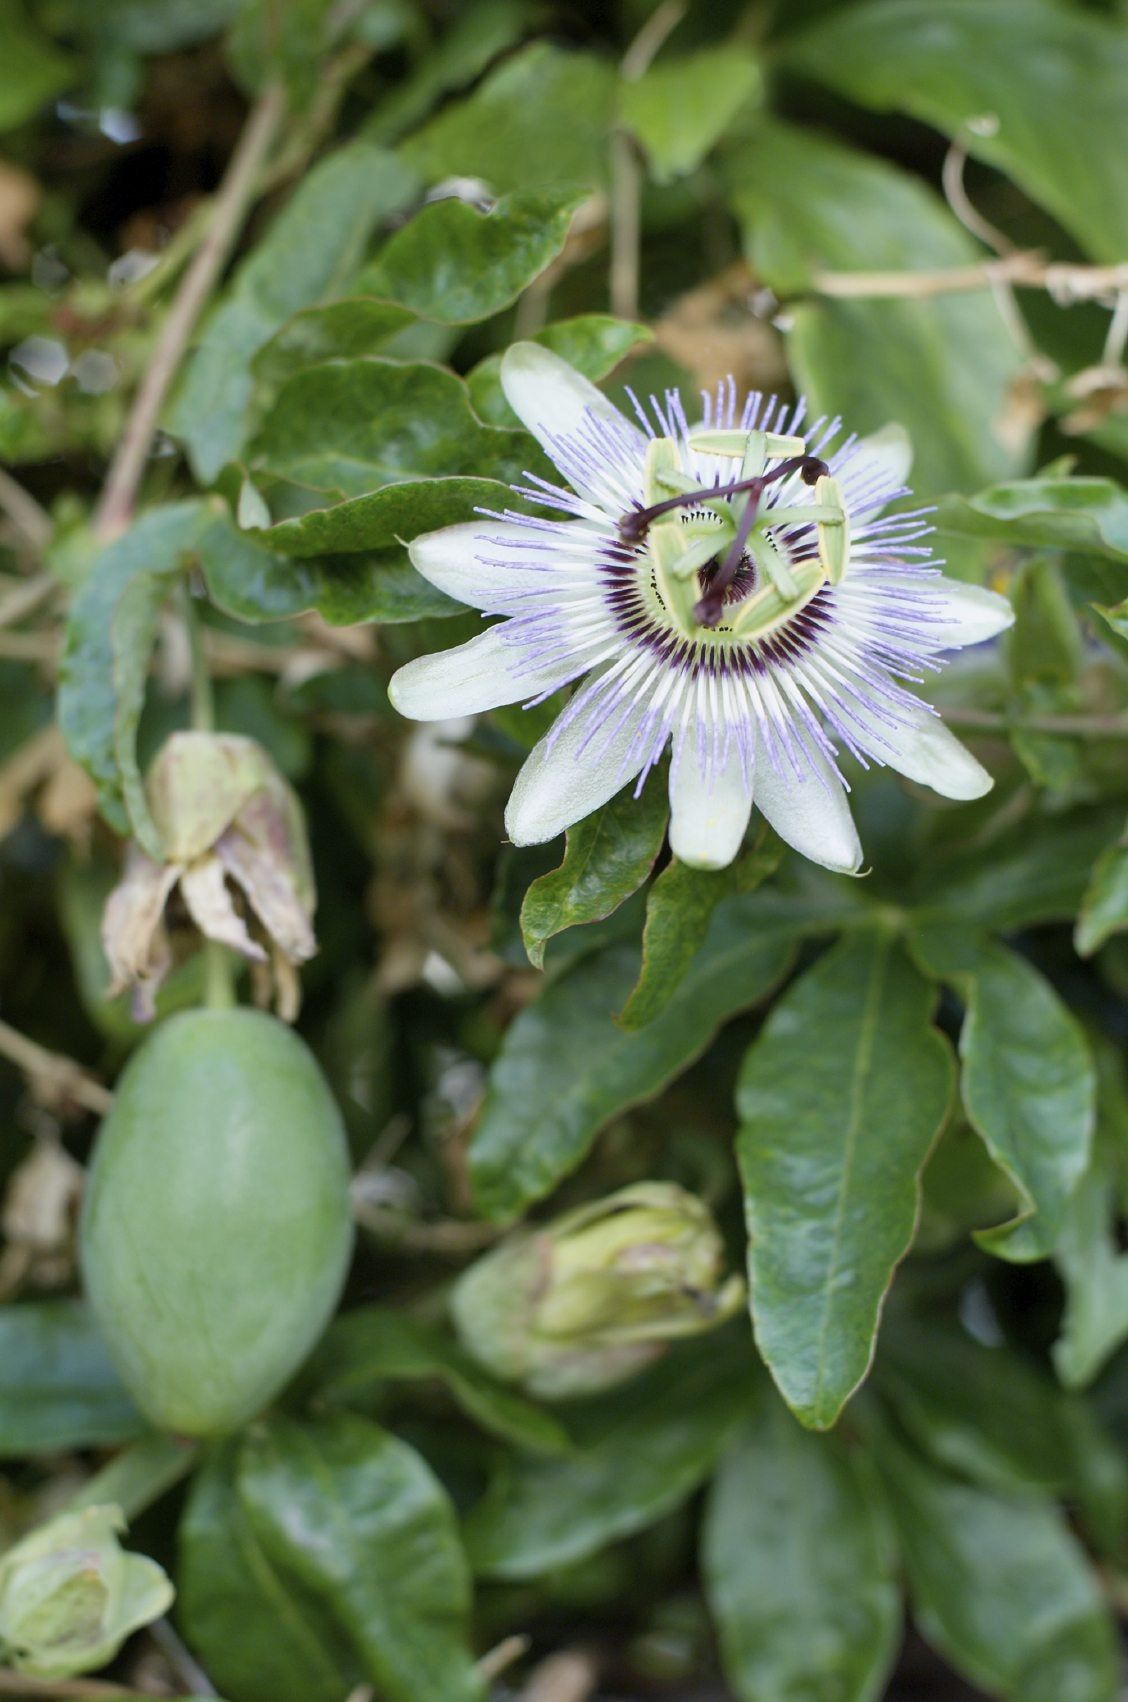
65 1434 199 1523
204 939 236 1011
181 583 214 734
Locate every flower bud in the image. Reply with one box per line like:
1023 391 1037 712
102 731 316 1021
0 1504 173 1680
451 1182 745 1399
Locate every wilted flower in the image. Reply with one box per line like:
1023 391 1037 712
102 731 315 1021
451 1182 745 1399
390 346 1014 872
0 1504 173 1680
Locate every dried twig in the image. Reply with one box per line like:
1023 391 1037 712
610 1 686 320
94 83 286 541
0 1673 138 1698
0 1017 113 1116
0 470 52 556
809 253 1128 304
944 708 1128 740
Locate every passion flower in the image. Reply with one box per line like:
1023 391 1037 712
389 346 1014 872
80 1009 352 1436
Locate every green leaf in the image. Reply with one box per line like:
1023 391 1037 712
936 477 1128 563
781 0 1128 264
1053 1044 1128 1389
910 806 1124 932
298 1305 570 1454
0 0 73 130
399 42 616 194
911 930 1095 1261
618 840 782 1029
179 1443 365 1702
249 358 538 506
1075 827 1128 956
168 142 419 481
876 1321 1075 1494
466 314 652 426
360 185 588 324
0 1300 146 1458
239 1413 483 1702
58 500 205 840
876 1430 1116 1697
702 1396 900 1702
519 779 668 970
464 1336 753 1579
470 911 795 1222
1008 557 1083 686
365 0 532 144
724 119 1028 496
736 934 953 1429
195 488 498 624
254 299 415 386
621 45 761 183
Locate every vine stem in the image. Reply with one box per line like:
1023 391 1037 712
0 1016 112 1115
943 707 1128 739
181 585 235 1010
809 253 1128 304
93 82 286 543
610 1 685 319
0 1674 139 1698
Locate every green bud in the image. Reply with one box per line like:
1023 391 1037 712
102 731 316 1021
451 1182 745 1399
0 1504 173 1681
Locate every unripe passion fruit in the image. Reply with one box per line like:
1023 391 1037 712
80 1009 353 1436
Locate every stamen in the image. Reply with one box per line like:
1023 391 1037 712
619 454 828 545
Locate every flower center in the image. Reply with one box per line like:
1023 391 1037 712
624 430 850 644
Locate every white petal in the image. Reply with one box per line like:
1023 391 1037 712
500 342 645 507
851 701 993 800
668 738 753 870
389 624 566 721
851 423 912 489
409 519 597 616
505 691 652 846
752 733 863 874
924 575 1014 648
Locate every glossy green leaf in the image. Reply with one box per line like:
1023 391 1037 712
253 298 415 385
179 1443 364 1702
0 0 73 129
725 120 1028 496
876 1321 1074 1494
877 1431 1116 1697
519 779 668 971
466 314 652 426
702 1396 900 1702
0 1300 146 1458
366 0 532 144
400 42 616 193
912 930 1095 1261
239 1413 483 1702
619 840 782 1029
910 807 1124 932
782 0 1128 263
250 358 537 505
464 1337 753 1579
470 913 795 1222
621 45 761 183
936 477 1128 563
298 1305 569 1454
1053 1045 1128 1390
1008 557 1083 686
58 500 205 840
168 142 419 481
195 488 496 625
360 186 587 324
1075 828 1128 956
736 933 953 1429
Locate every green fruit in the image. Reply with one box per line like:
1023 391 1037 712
81 1009 353 1436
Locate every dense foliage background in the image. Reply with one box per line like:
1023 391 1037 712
1 0 1128 1696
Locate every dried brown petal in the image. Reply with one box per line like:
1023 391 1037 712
178 854 267 964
